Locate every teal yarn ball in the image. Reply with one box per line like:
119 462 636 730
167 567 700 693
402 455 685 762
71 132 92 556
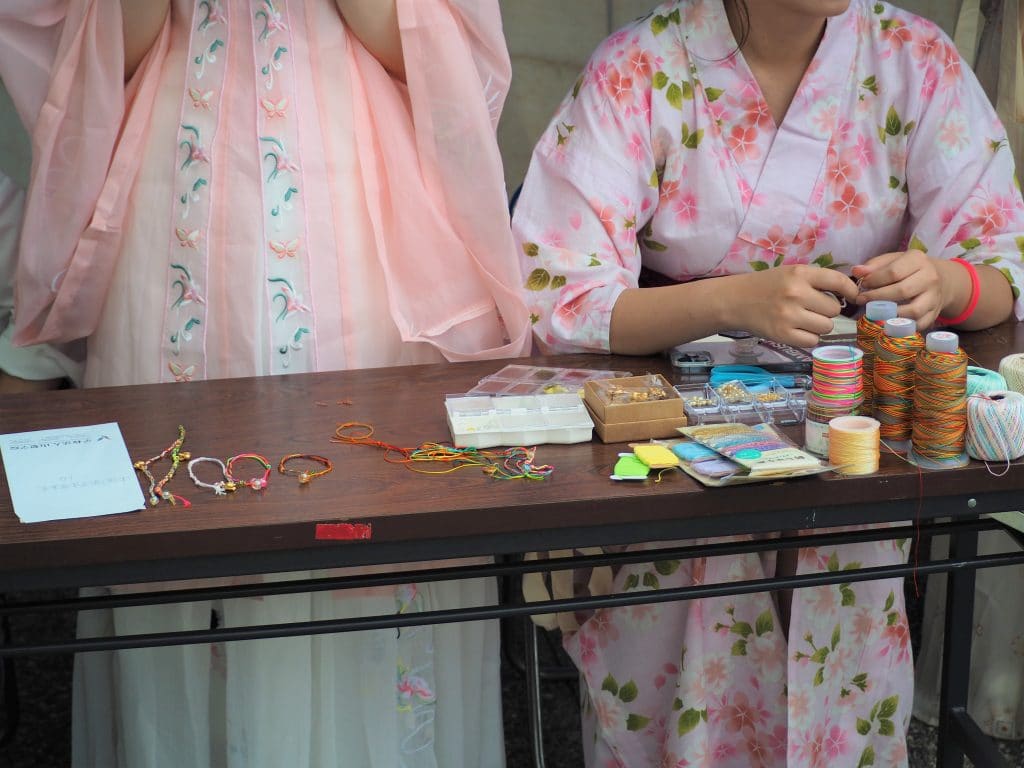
966 366 1007 397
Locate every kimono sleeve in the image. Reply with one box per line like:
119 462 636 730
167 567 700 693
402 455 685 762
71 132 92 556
511 44 660 354
903 30 1024 319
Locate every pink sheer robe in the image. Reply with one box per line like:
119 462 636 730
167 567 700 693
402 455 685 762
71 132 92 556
0 1 527 766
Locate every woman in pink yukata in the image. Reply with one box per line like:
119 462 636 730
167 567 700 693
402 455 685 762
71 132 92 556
512 1 1024 766
0 1 528 767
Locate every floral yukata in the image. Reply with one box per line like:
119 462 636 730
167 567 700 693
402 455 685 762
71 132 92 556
511 1 1024 766
0 1 528 766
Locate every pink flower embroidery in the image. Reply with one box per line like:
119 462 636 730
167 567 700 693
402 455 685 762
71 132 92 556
672 192 699 224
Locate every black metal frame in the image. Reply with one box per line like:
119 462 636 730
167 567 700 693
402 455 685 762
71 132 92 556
2 506 1022 765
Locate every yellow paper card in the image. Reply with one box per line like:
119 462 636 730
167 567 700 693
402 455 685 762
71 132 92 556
632 444 681 469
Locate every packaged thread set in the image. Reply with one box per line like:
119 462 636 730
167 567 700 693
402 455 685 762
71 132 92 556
805 345 864 457
676 379 806 426
909 331 970 469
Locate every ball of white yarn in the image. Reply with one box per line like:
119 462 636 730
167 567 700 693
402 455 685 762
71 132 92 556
966 390 1024 462
998 353 1024 395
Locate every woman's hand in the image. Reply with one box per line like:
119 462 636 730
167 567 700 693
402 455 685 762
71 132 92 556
853 249 949 330
732 265 860 348
334 0 405 80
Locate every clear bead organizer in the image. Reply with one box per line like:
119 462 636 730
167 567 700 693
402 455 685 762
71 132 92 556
444 392 595 448
676 379 808 426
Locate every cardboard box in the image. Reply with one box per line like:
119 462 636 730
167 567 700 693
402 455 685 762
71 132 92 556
583 374 685 423
584 400 688 443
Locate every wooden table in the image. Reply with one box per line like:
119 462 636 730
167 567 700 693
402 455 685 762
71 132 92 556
2 321 1023 768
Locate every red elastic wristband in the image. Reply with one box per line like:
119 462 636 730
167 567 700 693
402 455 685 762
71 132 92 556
936 257 980 326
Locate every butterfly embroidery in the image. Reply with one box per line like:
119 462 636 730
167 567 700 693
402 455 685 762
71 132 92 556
269 238 300 258
168 362 196 383
175 228 201 249
189 88 215 109
260 96 289 118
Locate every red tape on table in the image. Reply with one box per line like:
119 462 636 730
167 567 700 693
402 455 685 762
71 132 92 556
315 522 373 541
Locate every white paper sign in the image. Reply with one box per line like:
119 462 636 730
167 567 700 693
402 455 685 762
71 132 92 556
0 422 146 523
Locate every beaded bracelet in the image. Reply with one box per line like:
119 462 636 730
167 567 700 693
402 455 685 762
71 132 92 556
225 453 272 490
187 457 237 495
278 453 333 485
134 425 190 507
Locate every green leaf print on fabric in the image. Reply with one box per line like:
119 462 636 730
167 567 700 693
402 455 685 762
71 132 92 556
626 714 651 731
654 559 680 575
522 242 539 257
618 680 639 702
526 268 551 291
861 75 878 95
587 255 602 266
651 14 669 35
677 708 702 736
908 235 928 253
704 86 724 102
601 674 619 696
857 745 876 767
666 83 683 109
653 71 669 90
551 275 567 289
959 237 981 250
755 610 774 637
751 260 770 271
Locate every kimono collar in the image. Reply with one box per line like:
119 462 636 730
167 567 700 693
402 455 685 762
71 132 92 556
685 0 861 247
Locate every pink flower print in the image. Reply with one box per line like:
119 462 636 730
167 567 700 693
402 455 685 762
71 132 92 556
789 689 810 721
793 723 827 768
887 741 909 763
715 691 766 735
727 124 761 163
824 724 850 759
742 97 773 130
851 133 876 166
702 654 729 692
881 20 913 50
672 193 699 224
809 97 840 137
593 690 625 732
627 601 657 629
627 132 646 160
826 147 863 191
653 661 679 690
911 33 942 64
711 743 737 762
939 41 962 87
260 96 289 118
829 184 867 229
825 646 853 681
809 584 838 614
576 630 598 666
970 196 1011 235
748 635 786 682
589 609 620 648
754 225 790 259
594 202 618 238
938 112 970 156
604 67 635 109
658 753 689 768
852 606 877 643
744 731 774 767
920 66 939 99
880 618 911 664
625 46 653 79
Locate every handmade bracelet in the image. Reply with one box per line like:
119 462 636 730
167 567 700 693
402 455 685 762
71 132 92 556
187 457 236 495
936 257 980 326
134 425 191 506
278 453 333 484
225 453 272 490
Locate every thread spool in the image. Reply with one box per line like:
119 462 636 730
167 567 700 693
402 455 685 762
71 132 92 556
998 353 1024 394
874 317 923 453
909 331 969 469
966 366 1007 396
805 345 864 457
965 390 1024 462
828 415 881 475
856 300 897 417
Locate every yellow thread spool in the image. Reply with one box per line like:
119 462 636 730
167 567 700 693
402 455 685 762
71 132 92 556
828 415 881 475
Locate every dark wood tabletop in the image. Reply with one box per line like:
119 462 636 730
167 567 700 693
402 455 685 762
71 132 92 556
1 321 1022 591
